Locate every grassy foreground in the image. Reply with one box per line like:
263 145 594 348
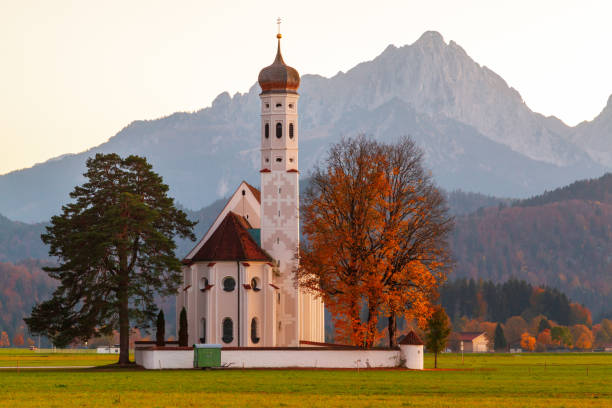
0 351 610 407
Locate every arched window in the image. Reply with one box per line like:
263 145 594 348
223 277 236 292
251 318 260 344
251 277 260 292
264 123 269 139
276 123 282 138
222 318 233 344
200 318 206 343
289 123 294 139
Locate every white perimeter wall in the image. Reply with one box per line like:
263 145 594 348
135 347 426 370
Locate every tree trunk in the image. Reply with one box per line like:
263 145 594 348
434 352 438 368
388 313 397 348
118 264 130 365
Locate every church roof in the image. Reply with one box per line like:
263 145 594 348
399 330 424 346
186 212 272 264
258 34 300 94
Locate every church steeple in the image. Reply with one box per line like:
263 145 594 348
258 22 300 95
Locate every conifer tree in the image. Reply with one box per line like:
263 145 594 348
178 307 188 347
25 153 196 364
156 310 165 347
425 306 451 368
494 322 507 351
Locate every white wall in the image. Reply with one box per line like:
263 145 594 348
136 347 425 370
400 345 424 370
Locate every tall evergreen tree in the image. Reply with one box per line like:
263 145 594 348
178 307 188 347
538 318 551 333
156 310 165 347
425 306 451 368
494 322 507 351
25 154 196 365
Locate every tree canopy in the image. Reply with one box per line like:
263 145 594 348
25 153 195 364
297 136 452 347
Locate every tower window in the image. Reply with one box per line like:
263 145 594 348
276 157 282 162
251 277 260 292
289 158 294 163
265 103 270 108
265 158 269 163
264 123 269 139
289 103 294 109
275 103 282 107
289 123 294 139
222 318 233 344
251 317 260 344
276 123 282 138
200 318 206 343
223 277 236 292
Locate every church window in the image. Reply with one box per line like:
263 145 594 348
242 189 245 196
264 123 269 139
277 237 279 244
276 157 282 162
275 103 282 107
222 318 233 344
265 103 270 108
200 318 206 343
289 123 294 139
277 293 281 304
276 123 282 138
251 277 260 292
278 187 281 194
289 158 294 163
288 103 294 109
223 277 236 292
199 277 209 291
251 318 260 344
265 158 269 163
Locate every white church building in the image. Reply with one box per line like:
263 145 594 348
177 30 325 347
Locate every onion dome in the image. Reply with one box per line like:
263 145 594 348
258 34 300 94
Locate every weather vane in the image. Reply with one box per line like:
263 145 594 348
277 17 282 37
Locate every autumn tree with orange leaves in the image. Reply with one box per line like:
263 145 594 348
297 136 452 347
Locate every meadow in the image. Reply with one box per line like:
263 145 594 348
0 350 610 407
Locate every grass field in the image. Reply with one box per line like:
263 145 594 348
0 350 610 407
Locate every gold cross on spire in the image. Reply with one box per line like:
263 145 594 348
277 17 282 39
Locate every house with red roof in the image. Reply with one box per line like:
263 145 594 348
457 332 489 352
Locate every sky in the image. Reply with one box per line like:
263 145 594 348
1 0 611 175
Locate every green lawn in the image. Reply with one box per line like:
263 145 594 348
0 351 610 407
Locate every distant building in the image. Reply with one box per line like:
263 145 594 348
458 332 489 352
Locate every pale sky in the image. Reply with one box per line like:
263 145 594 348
1 0 611 175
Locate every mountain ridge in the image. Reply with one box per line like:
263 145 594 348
1 31 610 222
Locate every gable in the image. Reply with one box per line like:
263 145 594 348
184 181 261 261
187 212 272 263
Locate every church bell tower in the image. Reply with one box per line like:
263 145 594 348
258 23 324 346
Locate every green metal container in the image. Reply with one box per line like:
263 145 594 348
193 344 222 368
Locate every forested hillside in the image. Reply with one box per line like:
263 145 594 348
451 173 612 318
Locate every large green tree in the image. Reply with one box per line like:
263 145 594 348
25 154 195 364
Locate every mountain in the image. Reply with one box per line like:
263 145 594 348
1 31 609 222
451 173 612 319
0 215 48 262
570 96 612 167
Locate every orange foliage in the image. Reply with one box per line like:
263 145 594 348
536 329 552 347
12 333 24 346
298 137 452 347
520 332 536 351
0 331 9 347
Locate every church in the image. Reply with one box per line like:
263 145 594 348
177 29 325 347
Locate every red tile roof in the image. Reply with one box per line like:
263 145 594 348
457 332 486 341
399 330 424 345
187 212 272 263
